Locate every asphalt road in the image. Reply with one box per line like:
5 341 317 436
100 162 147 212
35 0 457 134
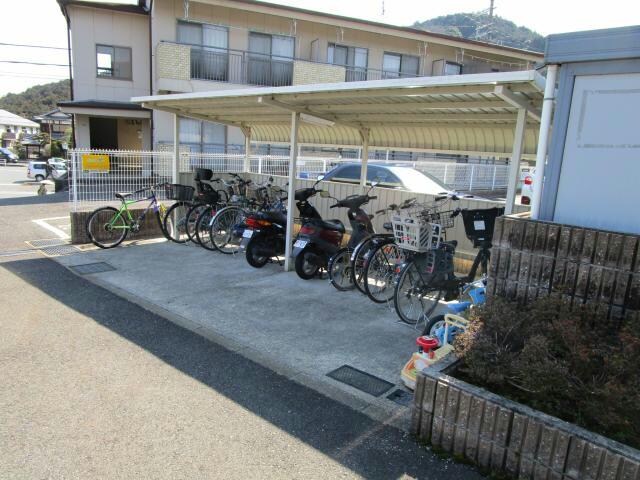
0 184 483 478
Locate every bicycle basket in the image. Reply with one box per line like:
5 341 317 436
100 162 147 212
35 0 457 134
461 207 504 247
166 183 195 201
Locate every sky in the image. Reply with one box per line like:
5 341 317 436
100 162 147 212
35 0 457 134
0 0 639 98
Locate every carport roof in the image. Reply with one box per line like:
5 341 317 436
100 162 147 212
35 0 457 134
133 70 546 158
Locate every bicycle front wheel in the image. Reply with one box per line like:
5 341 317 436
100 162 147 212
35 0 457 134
163 202 191 243
351 236 376 295
393 260 443 326
185 203 208 244
210 206 247 254
86 206 128 249
364 242 406 303
328 248 355 291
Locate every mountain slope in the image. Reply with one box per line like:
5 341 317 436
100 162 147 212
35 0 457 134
0 79 70 120
413 13 545 53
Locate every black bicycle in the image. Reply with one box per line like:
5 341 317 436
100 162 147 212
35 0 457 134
393 200 503 325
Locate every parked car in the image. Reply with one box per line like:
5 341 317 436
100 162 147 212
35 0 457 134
521 168 534 205
27 160 67 181
0 147 19 163
320 162 451 195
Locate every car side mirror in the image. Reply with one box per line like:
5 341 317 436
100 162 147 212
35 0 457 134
317 174 325 181
370 181 379 187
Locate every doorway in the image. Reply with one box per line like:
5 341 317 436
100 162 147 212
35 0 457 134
89 117 118 150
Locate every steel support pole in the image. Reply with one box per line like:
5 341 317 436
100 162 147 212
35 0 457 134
172 114 179 184
504 108 527 215
243 128 251 173
531 64 558 220
283 112 300 272
359 129 369 187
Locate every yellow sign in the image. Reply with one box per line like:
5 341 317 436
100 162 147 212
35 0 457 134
81 153 110 171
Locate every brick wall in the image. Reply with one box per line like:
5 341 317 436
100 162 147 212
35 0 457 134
70 209 165 244
412 369 640 479
156 43 190 81
292 61 345 85
488 215 640 321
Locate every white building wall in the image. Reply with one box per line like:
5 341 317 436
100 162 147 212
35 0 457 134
68 5 150 102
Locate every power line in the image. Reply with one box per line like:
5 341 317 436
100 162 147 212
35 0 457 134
0 60 69 67
0 42 68 51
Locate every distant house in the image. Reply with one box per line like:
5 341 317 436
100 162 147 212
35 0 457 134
34 108 72 142
0 109 40 148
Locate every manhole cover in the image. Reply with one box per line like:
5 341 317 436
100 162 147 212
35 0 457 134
41 245 80 257
326 365 394 397
28 239 67 248
69 262 116 275
387 388 413 407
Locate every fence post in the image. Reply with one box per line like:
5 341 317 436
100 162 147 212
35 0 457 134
71 151 78 212
469 165 475 191
443 163 448 185
258 157 263 174
323 158 327 173
491 165 497 190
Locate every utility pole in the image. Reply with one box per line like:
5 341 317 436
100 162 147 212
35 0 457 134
489 0 495 18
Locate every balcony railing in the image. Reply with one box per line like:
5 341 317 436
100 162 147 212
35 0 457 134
157 41 422 88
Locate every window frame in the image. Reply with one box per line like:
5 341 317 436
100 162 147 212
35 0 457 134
96 44 132 81
382 51 420 78
178 117 228 154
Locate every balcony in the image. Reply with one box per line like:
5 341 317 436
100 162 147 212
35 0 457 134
156 41 421 90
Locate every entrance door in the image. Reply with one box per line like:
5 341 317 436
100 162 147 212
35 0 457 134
553 73 640 234
89 117 118 150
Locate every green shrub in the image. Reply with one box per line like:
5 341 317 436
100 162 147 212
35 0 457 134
455 297 640 448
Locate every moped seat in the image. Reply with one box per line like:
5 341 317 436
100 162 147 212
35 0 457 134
319 219 345 233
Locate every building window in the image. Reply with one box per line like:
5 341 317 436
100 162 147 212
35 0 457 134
179 118 226 153
328 43 368 81
177 21 229 81
248 32 294 86
432 59 462 76
96 45 132 79
382 52 419 79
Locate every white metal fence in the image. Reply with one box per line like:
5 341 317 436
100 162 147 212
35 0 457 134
69 149 510 210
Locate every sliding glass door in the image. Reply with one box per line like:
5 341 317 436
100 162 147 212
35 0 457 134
248 32 294 86
178 21 228 81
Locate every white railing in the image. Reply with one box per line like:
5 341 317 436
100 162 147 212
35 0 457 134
69 149 511 211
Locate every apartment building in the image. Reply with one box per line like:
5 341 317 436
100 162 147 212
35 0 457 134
57 0 542 155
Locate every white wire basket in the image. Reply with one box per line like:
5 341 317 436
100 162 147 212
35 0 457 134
391 208 456 252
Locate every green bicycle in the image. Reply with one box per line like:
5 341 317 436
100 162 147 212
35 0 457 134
85 183 193 249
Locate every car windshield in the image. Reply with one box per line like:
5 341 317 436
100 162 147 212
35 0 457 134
387 167 449 193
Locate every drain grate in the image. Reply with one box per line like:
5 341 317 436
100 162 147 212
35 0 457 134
41 245 80 257
69 262 116 275
326 365 394 397
28 239 66 248
387 388 413 407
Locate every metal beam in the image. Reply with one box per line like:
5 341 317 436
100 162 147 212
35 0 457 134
172 114 179 184
494 86 542 121
504 108 527 215
144 104 248 129
283 112 300 272
257 96 340 124
281 84 500 101
308 100 517 112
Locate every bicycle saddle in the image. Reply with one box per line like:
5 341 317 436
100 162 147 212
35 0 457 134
115 192 132 200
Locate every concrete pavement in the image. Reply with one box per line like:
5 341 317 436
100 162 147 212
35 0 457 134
55 241 429 429
0 256 483 479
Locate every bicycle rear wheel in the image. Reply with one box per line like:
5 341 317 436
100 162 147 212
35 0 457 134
185 203 208 244
364 241 406 303
195 206 218 251
163 201 191 243
86 206 128 249
393 260 443 326
210 206 247 254
350 236 376 294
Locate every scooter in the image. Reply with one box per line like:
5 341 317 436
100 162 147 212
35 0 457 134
241 185 324 268
292 178 343 279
